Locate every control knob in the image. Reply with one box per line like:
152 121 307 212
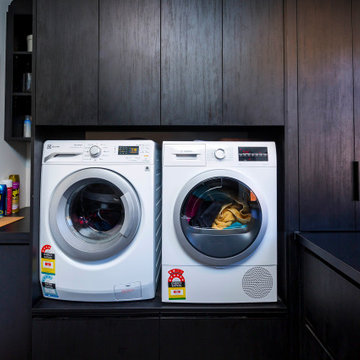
214 148 225 160
89 145 101 158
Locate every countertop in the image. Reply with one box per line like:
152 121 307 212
297 232 360 285
0 207 30 244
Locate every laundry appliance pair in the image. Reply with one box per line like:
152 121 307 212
39 140 277 303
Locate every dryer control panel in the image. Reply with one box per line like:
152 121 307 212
163 141 276 167
42 140 155 164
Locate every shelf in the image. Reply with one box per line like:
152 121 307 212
32 291 287 317
13 51 32 55
6 136 31 142
13 92 31 96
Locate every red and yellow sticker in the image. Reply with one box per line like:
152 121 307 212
41 245 55 275
168 268 186 300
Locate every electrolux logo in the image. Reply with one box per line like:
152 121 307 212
46 144 60 150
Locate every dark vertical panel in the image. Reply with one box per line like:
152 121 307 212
99 0 160 125
301 249 360 360
353 0 360 230
36 0 98 125
284 0 299 232
0 246 31 359
223 0 284 126
161 0 222 125
298 0 354 230
284 0 300 358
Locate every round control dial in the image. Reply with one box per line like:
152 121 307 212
89 145 101 158
214 148 225 160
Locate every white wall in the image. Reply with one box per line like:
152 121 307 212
0 0 30 208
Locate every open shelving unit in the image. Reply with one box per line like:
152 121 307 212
4 0 32 142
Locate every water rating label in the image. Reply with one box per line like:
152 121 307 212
41 275 58 298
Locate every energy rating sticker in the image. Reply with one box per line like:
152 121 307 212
41 244 56 275
168 268 186 300
41 275 58 298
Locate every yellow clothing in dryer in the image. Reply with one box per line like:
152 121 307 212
212 202 252 230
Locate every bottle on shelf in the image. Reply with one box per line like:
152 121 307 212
0 179 13 216
9 175 20 213
23 115 31 138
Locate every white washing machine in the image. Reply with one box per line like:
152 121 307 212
162 141 277 303
39 140 161 302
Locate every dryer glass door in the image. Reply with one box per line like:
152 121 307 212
49 168 141 261
176 176 265 265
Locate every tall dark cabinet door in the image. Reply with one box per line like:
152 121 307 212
354 1 360 230
99 0 160 125
223 0 284 126
298 0 354 230
161 0 222 125
0 246 30 360
36 0 98 125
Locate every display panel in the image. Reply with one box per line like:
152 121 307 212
118 146 139 155
238 147 268 161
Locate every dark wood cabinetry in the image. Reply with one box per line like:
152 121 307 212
36 0 98 126
32 313 288 360
160 317 288 360
300 247 360 360
353 0 360 230
32 317 159 360
0 245 31 360
99 0 160 126
223 0 284 126
298 0 356 230
34 0 285 127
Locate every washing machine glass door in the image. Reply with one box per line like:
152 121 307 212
49 168 141 261
174 173 268 265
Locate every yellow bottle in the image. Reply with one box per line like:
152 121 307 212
9 174 20 213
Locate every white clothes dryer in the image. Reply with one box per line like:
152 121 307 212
39 140 161 302
162 141 277 303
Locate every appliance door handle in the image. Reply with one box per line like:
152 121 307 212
173 153 201 158
353 161 359 201
44 152 83 163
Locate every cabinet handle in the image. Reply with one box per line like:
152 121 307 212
353 161 359 201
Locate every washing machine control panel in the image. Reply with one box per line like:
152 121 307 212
82 143 153 163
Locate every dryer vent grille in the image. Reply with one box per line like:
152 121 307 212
242 266 273 299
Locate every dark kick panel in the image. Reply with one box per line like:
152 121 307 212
238 147 268 161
